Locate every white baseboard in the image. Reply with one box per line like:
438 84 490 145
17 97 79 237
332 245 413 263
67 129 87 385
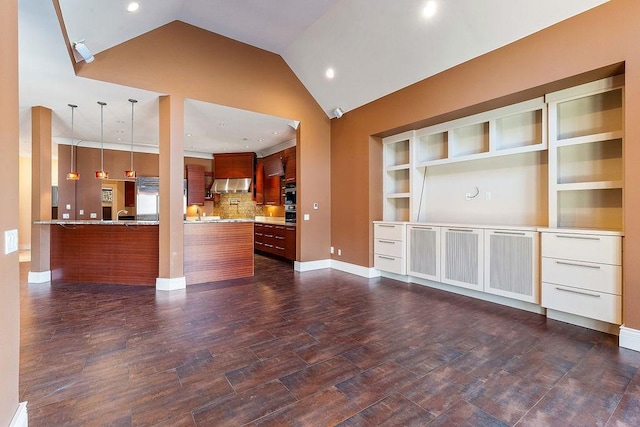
295 259 331 272
28 270 51 283
156 276 186 291
620 326 640 352
330 260 380 278
10 402 28 427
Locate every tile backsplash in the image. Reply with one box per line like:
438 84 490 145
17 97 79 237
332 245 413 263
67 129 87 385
186 193 284 219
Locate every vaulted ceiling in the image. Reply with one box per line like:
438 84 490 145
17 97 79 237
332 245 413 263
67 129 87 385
18 0 609 157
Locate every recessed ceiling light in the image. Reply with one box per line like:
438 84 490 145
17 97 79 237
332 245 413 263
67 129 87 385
185 133 192 137
273 132 278 135
127 2 139 13
325 68 335 79
258 139 263 142
423 0 437 18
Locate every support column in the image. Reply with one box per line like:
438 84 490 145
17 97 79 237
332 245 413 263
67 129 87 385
156 95 186 290
28 106 52 283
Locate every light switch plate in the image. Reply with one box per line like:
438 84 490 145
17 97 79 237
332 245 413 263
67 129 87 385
313 203 318 209
90 213 97 218
62 213 70 219
303 214 310 221
4 229 18 255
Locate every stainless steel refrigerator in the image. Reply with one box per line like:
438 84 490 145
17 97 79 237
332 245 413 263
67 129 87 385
136 177 160 221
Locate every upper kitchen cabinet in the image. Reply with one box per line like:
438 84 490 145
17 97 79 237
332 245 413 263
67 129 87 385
263 152 285 178
283 147 296 183
214 152 255 179
124 180 136 207
254 158 264 204
186 164 205 205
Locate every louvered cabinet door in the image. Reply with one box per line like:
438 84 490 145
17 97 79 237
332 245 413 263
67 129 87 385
407 225 440 281
441 228 483 291
484 229 539 303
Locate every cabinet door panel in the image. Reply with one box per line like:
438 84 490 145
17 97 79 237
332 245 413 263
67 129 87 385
542 282 621 324
407 225 440 281
441 228 483 291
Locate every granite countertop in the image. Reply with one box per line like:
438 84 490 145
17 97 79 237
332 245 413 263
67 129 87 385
34 220 159 226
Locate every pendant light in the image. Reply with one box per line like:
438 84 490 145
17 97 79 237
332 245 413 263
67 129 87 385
125 98 137 178
66 103 80 180
95 101 108 179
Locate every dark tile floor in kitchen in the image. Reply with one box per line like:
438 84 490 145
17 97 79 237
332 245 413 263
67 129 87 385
19 255 640 426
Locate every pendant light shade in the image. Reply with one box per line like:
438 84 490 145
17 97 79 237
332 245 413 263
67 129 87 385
125 98 137 178
95 101 108 179
66 103 80 181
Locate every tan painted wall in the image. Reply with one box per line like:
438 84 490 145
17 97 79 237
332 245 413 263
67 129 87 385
331 0 640 329
73 21 331 262
0 0 20 423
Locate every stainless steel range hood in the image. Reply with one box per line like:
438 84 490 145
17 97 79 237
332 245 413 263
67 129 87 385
211 178 252 193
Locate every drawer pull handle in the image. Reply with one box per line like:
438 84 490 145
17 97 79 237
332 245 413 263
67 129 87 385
378 240 396 244
412 227 433 230
556 287 601 298
378 225 395 228
377 255 396 261
494 231 526 236
448 228 473 233
556 235 600 241
555 261 601 270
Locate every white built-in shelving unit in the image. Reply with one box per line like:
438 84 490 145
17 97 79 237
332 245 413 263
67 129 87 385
377 75 625 332
546 75 624 231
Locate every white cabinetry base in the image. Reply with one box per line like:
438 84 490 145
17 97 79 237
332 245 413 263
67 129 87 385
546 309 620 335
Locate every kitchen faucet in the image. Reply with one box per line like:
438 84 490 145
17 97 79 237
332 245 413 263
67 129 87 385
116 209 128 221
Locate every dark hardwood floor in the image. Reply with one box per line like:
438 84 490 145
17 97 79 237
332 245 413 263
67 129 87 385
19 255 640 426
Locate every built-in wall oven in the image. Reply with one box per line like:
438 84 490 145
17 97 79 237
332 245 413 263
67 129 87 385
284 184 296 224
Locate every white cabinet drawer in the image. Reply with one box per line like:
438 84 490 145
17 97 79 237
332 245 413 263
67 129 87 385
374 223 405 241
542 257 622 295
541 233 621 265
374 254 405 275
542 282 621 324
374 239 404 257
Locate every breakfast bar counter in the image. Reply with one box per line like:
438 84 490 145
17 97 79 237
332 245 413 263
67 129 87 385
44 221 160 286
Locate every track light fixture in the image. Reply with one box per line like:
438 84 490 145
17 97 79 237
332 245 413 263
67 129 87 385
333 107 344 119
73 40 94 63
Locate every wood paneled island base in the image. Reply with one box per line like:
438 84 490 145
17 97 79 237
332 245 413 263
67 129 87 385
184 221 254 285
50 222 159 286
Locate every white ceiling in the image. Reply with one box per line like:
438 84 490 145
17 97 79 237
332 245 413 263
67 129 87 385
18 0 609 158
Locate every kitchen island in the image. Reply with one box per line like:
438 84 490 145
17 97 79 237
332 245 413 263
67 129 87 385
46 220 160 286
183 219 254 285
41 219 255 287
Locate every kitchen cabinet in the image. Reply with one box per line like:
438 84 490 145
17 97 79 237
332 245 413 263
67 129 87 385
263 152 284 178
254 222 296 261
214 152 255 179
186 164 205 205
124 180 135 207
284 147 296 183
541 230 622 324
254 158 264 204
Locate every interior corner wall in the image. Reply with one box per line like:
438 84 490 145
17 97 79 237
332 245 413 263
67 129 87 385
73 21 331 263
0 0 21 424
329 0 640 330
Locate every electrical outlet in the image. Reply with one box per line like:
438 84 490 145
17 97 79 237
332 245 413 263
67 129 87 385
338 249 342 256
330 246 334 254
4 229 18 254
79 209 84 215
90 213 97 219
229 198 239 205
485 192 492 201
62 213 70 219
66 204 71 210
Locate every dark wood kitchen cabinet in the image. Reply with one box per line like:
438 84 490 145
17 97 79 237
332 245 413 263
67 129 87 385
254 158 264 204
254 223 296 261
186 164 205 205
283 147 296 183
124 180 136 207
214 152 255 179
